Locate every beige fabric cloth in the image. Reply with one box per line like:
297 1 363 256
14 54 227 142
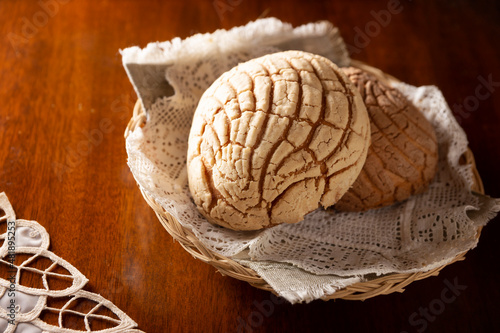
121 18 500 303
0 193 144 332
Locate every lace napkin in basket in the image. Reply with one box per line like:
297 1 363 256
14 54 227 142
121 18 499 303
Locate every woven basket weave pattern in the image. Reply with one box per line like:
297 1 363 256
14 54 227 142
124 62 484 301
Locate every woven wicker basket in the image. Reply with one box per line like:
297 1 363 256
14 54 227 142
124 61 484 301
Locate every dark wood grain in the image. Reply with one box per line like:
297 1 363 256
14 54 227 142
1 0 499 332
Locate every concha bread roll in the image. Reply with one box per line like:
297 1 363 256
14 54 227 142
335 67 438 212
187 51 371 230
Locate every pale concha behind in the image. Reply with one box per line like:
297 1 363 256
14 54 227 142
187 51 371 230
335 67 439 211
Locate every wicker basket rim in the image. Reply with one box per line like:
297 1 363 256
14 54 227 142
124 61 485 301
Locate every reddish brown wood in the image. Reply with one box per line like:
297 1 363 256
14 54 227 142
1 0 499 332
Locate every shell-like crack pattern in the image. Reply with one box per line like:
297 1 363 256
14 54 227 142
335 67 439 212
187 51 370 230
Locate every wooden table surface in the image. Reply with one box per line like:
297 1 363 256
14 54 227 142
1 0 499 332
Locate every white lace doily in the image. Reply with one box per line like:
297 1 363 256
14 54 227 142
0 193 144 332
121 18 499 303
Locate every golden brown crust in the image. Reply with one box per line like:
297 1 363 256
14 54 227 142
187 51 370 230
335 67 438 212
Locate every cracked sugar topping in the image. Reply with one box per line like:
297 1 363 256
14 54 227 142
187 51 370 230
336 67 438 211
